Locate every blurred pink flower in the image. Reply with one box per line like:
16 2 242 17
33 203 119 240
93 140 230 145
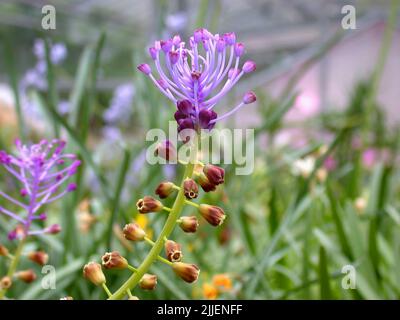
362 148 377 169
323 155 337 171
286 92 319 121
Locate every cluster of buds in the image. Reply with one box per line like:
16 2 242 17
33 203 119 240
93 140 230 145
0 245 48 292
152 161 226 227
197 164 225 192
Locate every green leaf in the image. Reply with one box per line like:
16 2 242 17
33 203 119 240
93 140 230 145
106 145 131 247
44 38 60 137
68 47 94 126
327 183 353 259
319 245 332 299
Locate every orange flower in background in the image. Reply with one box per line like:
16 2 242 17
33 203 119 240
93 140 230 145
202 283 218 300
212 273 232 291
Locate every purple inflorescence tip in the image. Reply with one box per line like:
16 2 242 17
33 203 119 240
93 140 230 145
169 51 179 65
149 47 157 60
67 183 77 192
137 63 151 75
243 91 257 104
223 32 236 45
137 28 257 129
243 60 256 73
234 43 245 57
0 150 11 164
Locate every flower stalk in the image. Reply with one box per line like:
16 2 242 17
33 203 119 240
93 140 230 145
108 141 197 300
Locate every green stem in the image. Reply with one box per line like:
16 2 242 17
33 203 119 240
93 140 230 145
109 143 197 300
185 200 199 208
0 238 26 299
367 0 399 107
127 265 138 273
102 283 112 297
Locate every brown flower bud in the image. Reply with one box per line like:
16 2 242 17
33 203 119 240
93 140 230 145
0 244 9 257
28 251 49 266
155 140 177 161
123 223 146 241
139 273 157 290
172 262 200 283
203 164 224 185
199 204 226 226
16 269 37 283
196 172 216 192
102 251 128 270
164 240 183 262
83 262 106 286
183 178 199 199
0 276 12 289
155 181 175 199
136 196 163 213
178 216 199 233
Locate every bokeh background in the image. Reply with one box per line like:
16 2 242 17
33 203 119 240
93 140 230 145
0 0 400 299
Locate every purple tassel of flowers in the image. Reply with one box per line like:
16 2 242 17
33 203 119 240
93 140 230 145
0 139 80 239
137 28 257 132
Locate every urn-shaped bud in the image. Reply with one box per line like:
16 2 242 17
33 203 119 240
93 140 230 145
0 245 9 257
164 240 183 262
83 262 106 286
183 178 199 199
136 196 163 213
0 276 12 289
28 251 49 266
196 172 216 192
155 181 175 199
178 216 199 233
155 140 177 161
102 251 128 270
172 262 200 283
203 164 224 185
139 273 157 290
123 223 146 241
199 204 226 226
16 269 37 283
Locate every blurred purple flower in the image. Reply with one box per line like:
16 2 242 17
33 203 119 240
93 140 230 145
102 126 123 142
165 12 188 33
20 39 68 121
0 139 80 238
163 164 176 181
103 83 135 125
323 155 337 171
58 100 70 115
33 39 67 65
